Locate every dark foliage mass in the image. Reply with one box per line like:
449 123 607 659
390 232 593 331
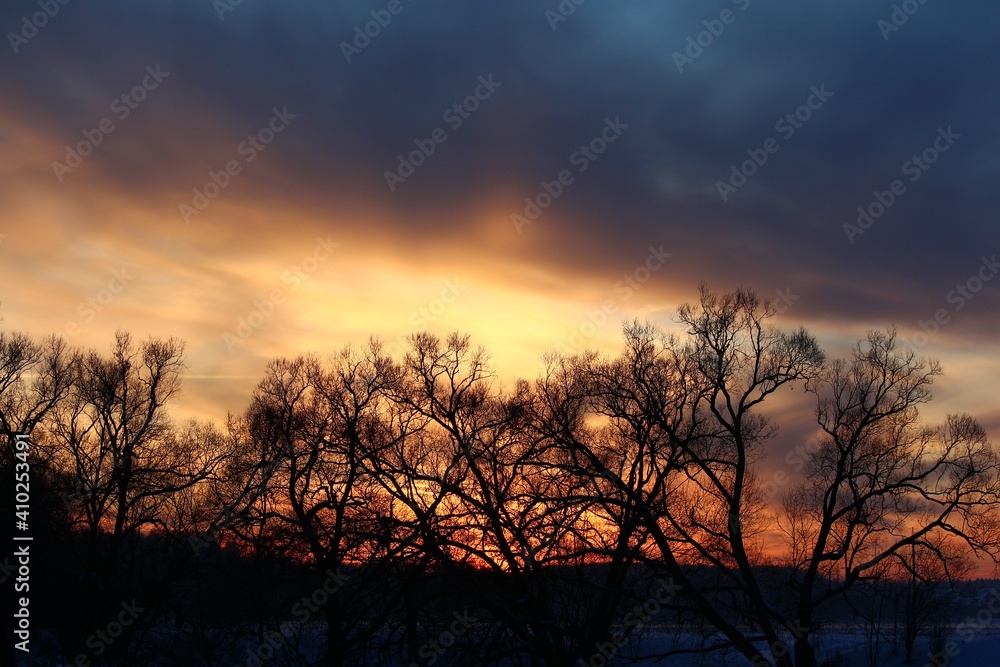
3 288 998 667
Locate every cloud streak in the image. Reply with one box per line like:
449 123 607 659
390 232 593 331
0 0 997 432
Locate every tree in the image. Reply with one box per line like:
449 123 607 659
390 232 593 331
47 331 225 661
248 346 412 667
0 329 77 453
536 289 999 667
530 329 699 664
850 558 894 667
0 327 77 665
781 329 1000 667
365 332 656 666
386 332 601 666
896 536 971 663
540 288 826 667
5 291 998 667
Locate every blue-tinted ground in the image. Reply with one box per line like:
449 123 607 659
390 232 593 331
632 630 1000 666
22 626 1000 666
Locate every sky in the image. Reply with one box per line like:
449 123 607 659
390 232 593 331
1 0 997 448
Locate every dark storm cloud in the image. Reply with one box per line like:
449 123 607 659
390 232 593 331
2 0 997 337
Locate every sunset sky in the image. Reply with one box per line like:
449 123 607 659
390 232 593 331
1 0 997 447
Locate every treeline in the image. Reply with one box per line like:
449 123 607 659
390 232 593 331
2 287 998 667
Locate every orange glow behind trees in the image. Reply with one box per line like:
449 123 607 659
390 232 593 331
4 287 999 667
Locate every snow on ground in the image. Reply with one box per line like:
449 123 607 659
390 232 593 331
624 629 1000 666
27 626 1000 665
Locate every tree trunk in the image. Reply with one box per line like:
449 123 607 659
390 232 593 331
794 633 817 667
404 575 419 666
324 602 347 667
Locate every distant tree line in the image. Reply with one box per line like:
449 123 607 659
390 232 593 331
2 287 998 667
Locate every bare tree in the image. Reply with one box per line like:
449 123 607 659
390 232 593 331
375 332 578 665
9 292 997 667
248 345 415 667
0 329 77 449
850 558 894 667
47 331 225 662
781 329 1000 667
530 329 700 664
895 536 971 663
0 326 77 666
535 289 999 667
537 288 826 667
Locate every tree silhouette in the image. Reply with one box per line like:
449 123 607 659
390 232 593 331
45 331 226 661
4 288 999 667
